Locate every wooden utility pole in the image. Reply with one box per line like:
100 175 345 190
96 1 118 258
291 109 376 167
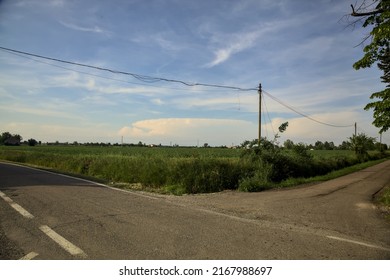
354 122 357 136
258 83 262 146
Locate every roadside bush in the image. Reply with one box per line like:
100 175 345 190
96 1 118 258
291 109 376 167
169 158 243 193
238 159 272 192
244 146 315 183
0 145 387 195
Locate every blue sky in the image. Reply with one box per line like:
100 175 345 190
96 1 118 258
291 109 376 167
0 0 387 146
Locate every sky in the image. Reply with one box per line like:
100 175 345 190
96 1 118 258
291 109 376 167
0 0 388 146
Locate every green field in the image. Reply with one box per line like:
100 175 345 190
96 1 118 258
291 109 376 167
0 145 388 195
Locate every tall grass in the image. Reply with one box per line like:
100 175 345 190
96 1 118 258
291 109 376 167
0 145 388 194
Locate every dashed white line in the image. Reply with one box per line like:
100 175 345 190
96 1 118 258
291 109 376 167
0 191 13 203
39 225 87 258
327 235 390 252
0 191 34 219
0 190 87 258
20 252 39 260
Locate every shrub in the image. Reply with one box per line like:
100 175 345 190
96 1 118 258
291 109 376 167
0 145 387 195
238 160 272 192
169 158 243 193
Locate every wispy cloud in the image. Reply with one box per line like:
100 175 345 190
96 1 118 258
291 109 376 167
0 103 83 121
172 94 255 112
203 17 307 68
59 20 109 35
14 0 65 8
204 29 263 68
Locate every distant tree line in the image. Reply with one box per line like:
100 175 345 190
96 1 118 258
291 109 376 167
283 138 387 151
0 132 40 146
1 131 388 152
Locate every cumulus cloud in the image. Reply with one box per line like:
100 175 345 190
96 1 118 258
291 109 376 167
119 118 257 146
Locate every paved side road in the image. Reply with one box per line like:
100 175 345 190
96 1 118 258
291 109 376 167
0 160 389 260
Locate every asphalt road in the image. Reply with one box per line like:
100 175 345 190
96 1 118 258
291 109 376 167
0 160 389 260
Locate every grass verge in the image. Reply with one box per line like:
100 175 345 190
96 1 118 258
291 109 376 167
275 158 389 189
0 146 389 195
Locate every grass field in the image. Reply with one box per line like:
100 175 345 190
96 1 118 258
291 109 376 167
0 145 388 195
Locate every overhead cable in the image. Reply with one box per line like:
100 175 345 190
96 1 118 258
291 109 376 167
0 46 257 91
262 91 276 136
1 49 233 92
263 90 355 128
0 45 356 129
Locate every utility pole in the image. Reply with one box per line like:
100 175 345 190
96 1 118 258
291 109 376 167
354 122 357 136
258 83 262 146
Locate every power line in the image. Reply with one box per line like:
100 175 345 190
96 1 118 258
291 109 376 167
0 46 356 129
0 46 257 91
263 90 355 128
0 49 235 93
262 91 276 137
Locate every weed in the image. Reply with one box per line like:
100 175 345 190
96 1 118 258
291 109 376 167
0 145 388 194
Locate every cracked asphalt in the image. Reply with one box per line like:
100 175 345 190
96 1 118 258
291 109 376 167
0 160 389 259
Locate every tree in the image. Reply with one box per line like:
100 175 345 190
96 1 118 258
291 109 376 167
339 140 350 150
348 133 376 161
28 138 38 146
283 139 294 149
0 132 12 145
350 0 390 133
0 132 22 146
364 48 390 133
324 141 335 150
314 141 324 150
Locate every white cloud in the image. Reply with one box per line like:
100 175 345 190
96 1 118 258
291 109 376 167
203 14 315 68
59 20 109 35
119 118 256 146
0 103 83 121
14 0 65 8
0 122 117 143
205 29 264 68
153 33 184 52
151 98 165 105
173 93 255 111
264 110 379 145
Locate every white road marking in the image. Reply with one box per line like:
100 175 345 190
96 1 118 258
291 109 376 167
0 191 34 219
327 235 390 252
0 191 13 203
0 190 87 258
19 252 39 260
39 225 87 258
